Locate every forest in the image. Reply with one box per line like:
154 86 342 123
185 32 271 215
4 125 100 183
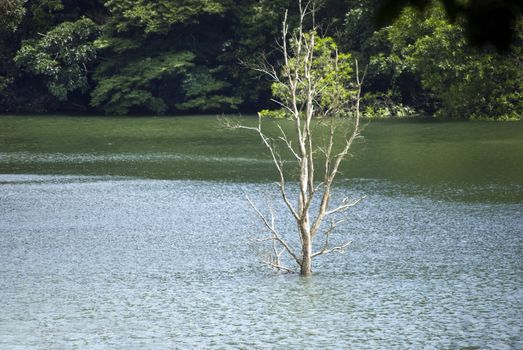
1 0 522 120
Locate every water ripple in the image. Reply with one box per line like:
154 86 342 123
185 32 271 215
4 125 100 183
0 152 271 164
0 175 522 348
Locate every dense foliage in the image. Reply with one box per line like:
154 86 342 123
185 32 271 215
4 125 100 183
15 17 100 101
0 0 521 119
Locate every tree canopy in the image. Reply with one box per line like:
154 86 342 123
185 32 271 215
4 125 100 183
0 0 521 120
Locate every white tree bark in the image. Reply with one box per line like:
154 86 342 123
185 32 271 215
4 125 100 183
230 0 366 276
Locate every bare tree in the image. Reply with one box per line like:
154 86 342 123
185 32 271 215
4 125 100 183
229 0 366 276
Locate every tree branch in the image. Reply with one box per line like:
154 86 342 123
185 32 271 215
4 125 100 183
312 219 351 257
277 124 300 160
246 196 301 265
325 195 366 216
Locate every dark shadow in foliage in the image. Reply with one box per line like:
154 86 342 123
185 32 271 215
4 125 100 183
376 0 523 51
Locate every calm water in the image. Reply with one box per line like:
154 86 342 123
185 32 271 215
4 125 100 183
0 116 522 348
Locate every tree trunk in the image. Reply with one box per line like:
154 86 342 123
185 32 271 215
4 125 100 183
300 229 312 276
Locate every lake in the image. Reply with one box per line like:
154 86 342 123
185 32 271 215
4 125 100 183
1 116 522 348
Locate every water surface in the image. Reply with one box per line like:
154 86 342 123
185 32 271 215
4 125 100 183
1 116 522 196
0 116 522 348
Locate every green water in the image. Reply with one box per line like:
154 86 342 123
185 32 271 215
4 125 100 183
1 116 522 348
1 115 521 200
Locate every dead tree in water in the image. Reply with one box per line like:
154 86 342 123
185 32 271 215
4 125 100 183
230 0 366 276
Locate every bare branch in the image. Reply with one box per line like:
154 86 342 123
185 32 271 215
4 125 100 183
310 58 365 238
311 217 353 258
246 196 301 265
313 241 352 257
270 98 295 116
312 218 346 257
325 195 366 216
277 125 300 160
231 115 300 222
261 258 296 273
